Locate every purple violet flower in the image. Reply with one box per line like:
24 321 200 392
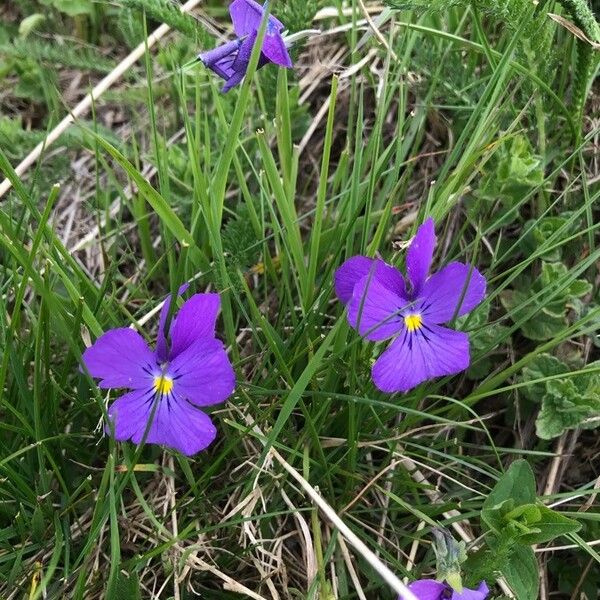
335 218 486 393
401 579 489 600
198 0 292 92
82 285 235 456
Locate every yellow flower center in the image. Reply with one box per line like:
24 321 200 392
404 313 423 332
153 375 174 395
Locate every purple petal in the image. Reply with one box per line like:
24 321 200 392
420 262 486 324
169 337 235 406
198 39 242 77
231 29 256 73
229 0 284 37
335 257 407 304
334 256 375 303
348 273 407 341
262 32 293 67
108 389 217 456
451 582 489 600
222 68 246 92
405 579 446 600
407 217 436 295
82 328 155 389
169 293 221 360
156 283 190 362
372 324 470 393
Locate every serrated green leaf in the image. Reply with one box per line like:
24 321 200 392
502 545 539 600
536 377 600 439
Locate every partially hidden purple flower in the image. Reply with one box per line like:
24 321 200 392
198 0 292 92
402 579 489 600
82 285 235 456
334 218 486 393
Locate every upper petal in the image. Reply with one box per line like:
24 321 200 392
169 337 235 406
156 283 190 362
420 262 486 324
169 293 221 360
372 324 470 393
451 582 489 600
82 328 155 389
108 389 217 456
335 256 406 304
229 0 284 36
406 217 436 295
348 273 407 341
406 579 446 600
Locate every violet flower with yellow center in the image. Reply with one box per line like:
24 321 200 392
335 218 486 393
198 0 292 92
82 285 235 456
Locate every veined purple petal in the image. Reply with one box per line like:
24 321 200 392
156 283 190 362
334 257 406 304
372 324 470 393
348 273 407 341
169 293 221 360
82 328 156 389
405 579 446 600
451 582 489 600
262 32 292 67
231 29 257 73
169 337 235 406
420 262 486 324
108 388 217 456
229 0 284 37
406 217 436 295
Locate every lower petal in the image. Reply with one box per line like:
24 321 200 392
262 34 293 67
372 325 470 393
406 579 446 600
451 582 489 600
108 389 217 456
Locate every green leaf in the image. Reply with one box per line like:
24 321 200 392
19 14 46 37
517 505 581 544
536 376 600 439
482 460 536 531
40 0 93 16
521 355 600 439
501 545 539 600
520 353 568 402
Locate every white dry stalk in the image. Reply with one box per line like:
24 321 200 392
0 0 203 199
269 445 418 600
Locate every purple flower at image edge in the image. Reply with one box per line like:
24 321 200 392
198 0 292 92
82 285 235 456
334 218 486 393
400 579 489 600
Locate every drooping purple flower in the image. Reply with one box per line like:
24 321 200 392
82 285 235 456
401 579 489 600
198 0 292 92
335 218 486 393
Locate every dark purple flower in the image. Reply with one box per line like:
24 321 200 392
198 0 292 92
401 579 489 600
82 285 235 456
335 218 486 393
